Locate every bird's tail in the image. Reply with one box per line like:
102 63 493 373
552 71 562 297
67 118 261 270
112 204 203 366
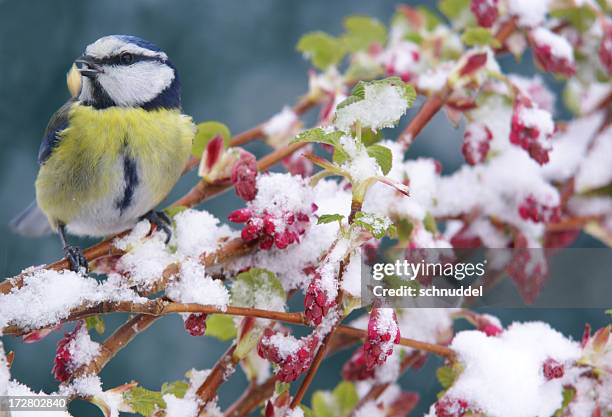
9 200 53 237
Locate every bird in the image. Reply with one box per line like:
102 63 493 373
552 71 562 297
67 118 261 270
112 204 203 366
10 35 195 272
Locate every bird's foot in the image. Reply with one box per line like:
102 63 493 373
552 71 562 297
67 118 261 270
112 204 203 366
143 210 172 244
64 245 88 273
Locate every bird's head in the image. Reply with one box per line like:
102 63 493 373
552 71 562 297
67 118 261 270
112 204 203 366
75 35 180 109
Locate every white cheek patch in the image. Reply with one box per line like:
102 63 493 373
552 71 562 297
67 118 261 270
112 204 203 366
96 61 174 107
78 78 94 103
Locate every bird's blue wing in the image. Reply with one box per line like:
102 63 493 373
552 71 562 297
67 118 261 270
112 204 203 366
37 100 74 164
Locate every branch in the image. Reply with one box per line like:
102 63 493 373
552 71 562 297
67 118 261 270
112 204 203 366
195 343 239 409
347 351 426 417
224 377 277 417
172 142 308 209
1 96 318 295
229 95 318 147
398 17 518 150
71 314 159 379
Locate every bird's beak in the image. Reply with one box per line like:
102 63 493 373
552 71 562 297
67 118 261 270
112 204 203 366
74 56 104 78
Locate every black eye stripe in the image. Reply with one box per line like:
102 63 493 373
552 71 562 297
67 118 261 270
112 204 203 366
94 54 164 66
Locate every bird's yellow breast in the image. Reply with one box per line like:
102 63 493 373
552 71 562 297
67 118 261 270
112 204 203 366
36 103 194 231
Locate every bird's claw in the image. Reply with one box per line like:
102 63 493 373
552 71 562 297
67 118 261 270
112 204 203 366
64 245 88 273
143 210 172 244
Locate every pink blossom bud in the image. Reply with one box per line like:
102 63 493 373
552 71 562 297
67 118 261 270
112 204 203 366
471 0 498 28
599 24 612 75
462 122 492 165
531 28 576 77
231 151 258 201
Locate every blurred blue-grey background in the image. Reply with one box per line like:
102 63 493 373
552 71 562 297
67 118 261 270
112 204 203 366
0 0 609 416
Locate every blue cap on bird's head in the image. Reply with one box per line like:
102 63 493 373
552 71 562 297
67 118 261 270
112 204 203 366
75 35 181 110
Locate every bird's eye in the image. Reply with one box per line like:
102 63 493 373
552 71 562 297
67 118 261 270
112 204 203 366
120 52 134 65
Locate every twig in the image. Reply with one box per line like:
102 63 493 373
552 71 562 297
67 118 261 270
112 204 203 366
224 377 277 417
398 17 517 151
172 142 308 209
230 95 318 147
71 314 159 379
347 351 425 417
196 344 239 408
337 326 454 359
2 302 305 337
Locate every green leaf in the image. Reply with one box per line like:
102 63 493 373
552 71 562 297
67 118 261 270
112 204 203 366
461 27 501 48
417 6 443 30
423 212 438 234
332 382 358 417
192 121 231 157
311 382 358 417
436 366 455 389
301 405 314 417
554 386 576 417
404 32 424 45
366 144 392 175
294 128 350 165
312 392 335 417
234 325 264 360
161 381 189 399
123 387 165 417
317 214 345 225
360 128 383 146
606 310 612 315
438 0 470 20
550 6 597 32
231 268 286 308
581 183 612 198
342 16 387 52
85 315 105 335
293 128 344 147
340 77 416 110
396 218 414 242
205 314 237 341
297 32 346 70
353 212 394 239
332 146 351 165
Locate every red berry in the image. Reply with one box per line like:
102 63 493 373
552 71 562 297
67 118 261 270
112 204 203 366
470 0 498 28
364 308 401 370
184 313 208 336
231 151 258 201
543 358 564 380
462 123 492 165
257 329 319 382
304 273 336 326
599 24 612 75
518 195 560 223
342 347 375 381
435 397 469 417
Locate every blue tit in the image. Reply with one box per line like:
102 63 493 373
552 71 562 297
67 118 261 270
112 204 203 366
10 35 195 272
